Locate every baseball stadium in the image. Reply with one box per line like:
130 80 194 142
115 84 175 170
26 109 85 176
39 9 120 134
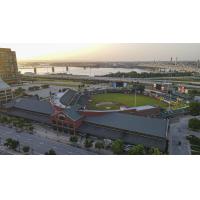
3 86 171 152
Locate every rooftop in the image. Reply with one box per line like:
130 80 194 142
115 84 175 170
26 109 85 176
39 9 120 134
63 106 83 121
6 98 54 115
85 113 168 138
135 105 156 111
60 89 77 106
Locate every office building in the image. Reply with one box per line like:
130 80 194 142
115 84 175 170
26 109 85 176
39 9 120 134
0 48 19 83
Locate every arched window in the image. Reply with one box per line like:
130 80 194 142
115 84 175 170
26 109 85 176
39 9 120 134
58 114 65 121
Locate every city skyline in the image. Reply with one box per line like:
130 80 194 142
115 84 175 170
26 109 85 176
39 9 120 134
1 43 200 62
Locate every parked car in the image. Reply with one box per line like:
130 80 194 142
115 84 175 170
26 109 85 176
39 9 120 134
124 144 134 152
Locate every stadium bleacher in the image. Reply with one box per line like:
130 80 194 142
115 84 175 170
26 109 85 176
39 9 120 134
60 89 77 106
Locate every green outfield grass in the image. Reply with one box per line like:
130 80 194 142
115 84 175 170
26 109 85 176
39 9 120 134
88 93 168 110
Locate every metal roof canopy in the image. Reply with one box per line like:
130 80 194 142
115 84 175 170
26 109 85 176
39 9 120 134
11 98 54 115
85 113 168 138
0 77 10 90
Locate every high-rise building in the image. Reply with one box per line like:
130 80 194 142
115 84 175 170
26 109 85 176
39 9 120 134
0 48 19 83
175 57 178 66
0 78 13 105
197 59 200 68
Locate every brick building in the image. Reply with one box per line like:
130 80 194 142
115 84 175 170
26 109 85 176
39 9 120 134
3 89 169 152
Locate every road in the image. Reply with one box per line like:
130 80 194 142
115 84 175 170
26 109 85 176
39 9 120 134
25 74 167 84
168 116 192 155
0 125 96 155
24 73 200 85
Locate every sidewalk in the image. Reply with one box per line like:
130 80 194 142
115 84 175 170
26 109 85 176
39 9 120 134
33 123 112 155
169 116 192 155
0 145 21 155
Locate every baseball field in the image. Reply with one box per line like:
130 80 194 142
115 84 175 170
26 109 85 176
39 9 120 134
88 93 168 110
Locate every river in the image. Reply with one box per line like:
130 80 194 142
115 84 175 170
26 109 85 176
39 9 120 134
19 66 150 76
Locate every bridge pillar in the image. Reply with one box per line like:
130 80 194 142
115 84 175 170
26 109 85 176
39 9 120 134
34 67 37 74
66 66 68 71
52 67 55 73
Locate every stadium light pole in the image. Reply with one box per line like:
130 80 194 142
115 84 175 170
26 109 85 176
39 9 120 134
169 91 171 111
135 88 137 106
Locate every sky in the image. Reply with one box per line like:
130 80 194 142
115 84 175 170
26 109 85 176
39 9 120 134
0 43 200 62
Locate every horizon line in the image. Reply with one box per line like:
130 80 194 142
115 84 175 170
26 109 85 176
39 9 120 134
18 59 199 63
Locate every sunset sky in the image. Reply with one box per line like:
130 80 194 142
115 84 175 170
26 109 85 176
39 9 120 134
1 43 200 62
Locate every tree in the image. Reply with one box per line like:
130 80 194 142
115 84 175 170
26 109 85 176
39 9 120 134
136 84 145 94
84 139 93 148
45 149 56 155
188 118 200 131
111 139 124 155
148 147 161 155
1 116 8 123
4 138 19 151
189 102 200 116
95 141 104 150
23 146 30 153
14 87 26 97
49 149 56 155
128 144 145 155
11 140 19 151
4 138 13 147
189 89 200 96
70 135 78 143
29 126 34 133
17 122 24 129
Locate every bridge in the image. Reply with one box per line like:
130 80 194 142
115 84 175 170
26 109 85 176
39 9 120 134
19 65 69 74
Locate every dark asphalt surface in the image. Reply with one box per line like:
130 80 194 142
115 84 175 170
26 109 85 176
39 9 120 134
169 116 191 155
0 125 96 155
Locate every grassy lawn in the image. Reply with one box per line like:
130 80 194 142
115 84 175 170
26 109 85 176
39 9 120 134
88 93 168 110
23 76 83 87
28 79 84 89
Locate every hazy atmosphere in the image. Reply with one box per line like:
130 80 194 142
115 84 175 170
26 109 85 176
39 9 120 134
1 43 200 62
